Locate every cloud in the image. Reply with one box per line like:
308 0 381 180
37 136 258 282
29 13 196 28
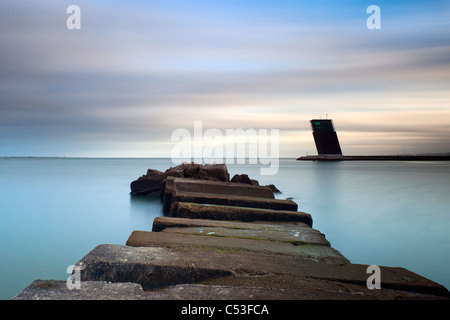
0 0 449 156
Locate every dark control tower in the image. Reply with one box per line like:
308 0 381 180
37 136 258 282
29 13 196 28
311 119 342 155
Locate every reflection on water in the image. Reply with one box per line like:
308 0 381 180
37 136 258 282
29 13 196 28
129 192 167 221
0 158 449 299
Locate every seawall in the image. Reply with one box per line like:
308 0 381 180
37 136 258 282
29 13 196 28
297 155 450 161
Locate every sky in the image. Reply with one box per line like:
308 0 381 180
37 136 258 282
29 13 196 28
1 0 449 157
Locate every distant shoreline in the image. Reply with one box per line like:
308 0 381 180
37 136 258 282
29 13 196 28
2 155 450 161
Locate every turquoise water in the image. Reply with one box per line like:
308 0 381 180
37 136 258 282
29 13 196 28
0 158 449 299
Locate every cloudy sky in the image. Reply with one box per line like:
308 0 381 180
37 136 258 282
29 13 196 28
1 0 449 157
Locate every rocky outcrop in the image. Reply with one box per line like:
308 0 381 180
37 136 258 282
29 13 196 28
230 174 253 185
265 184 281 193
130 163 230 195
131 163 283 199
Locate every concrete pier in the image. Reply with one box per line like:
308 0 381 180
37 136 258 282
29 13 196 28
14 163 449 300
297 155 450 161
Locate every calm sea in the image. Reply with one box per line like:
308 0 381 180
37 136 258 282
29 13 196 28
0 158 449 299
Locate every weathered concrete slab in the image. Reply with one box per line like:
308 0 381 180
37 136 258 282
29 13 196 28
197 274 450 300
159 226 330 246
13 280 148 300
171 202 309 225
152 217 320 234
152 216 313 232
75 244 449 297
144 282 443 300
173 178 275 198
161 176 181 212
146 282 353 300
171 191 298 212
162 177 275 213
151 216 324 246
77 244 233 290
14 280 447 300
126 230 345 262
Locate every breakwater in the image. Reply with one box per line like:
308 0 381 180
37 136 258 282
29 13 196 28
297 155 450 161
14 163 449 300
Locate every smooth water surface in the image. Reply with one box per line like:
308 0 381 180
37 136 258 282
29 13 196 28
0 158 449 299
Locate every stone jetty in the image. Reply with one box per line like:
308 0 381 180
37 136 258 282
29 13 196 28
14 163 449 300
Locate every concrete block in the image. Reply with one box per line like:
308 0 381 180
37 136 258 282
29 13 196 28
75 244 449 297
160 226 330 246
152 216 311 232
171 202 309 225
171 192 298 212
14 279 448 300
13 280 148 300
162 178 275 214
126 230 346 262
